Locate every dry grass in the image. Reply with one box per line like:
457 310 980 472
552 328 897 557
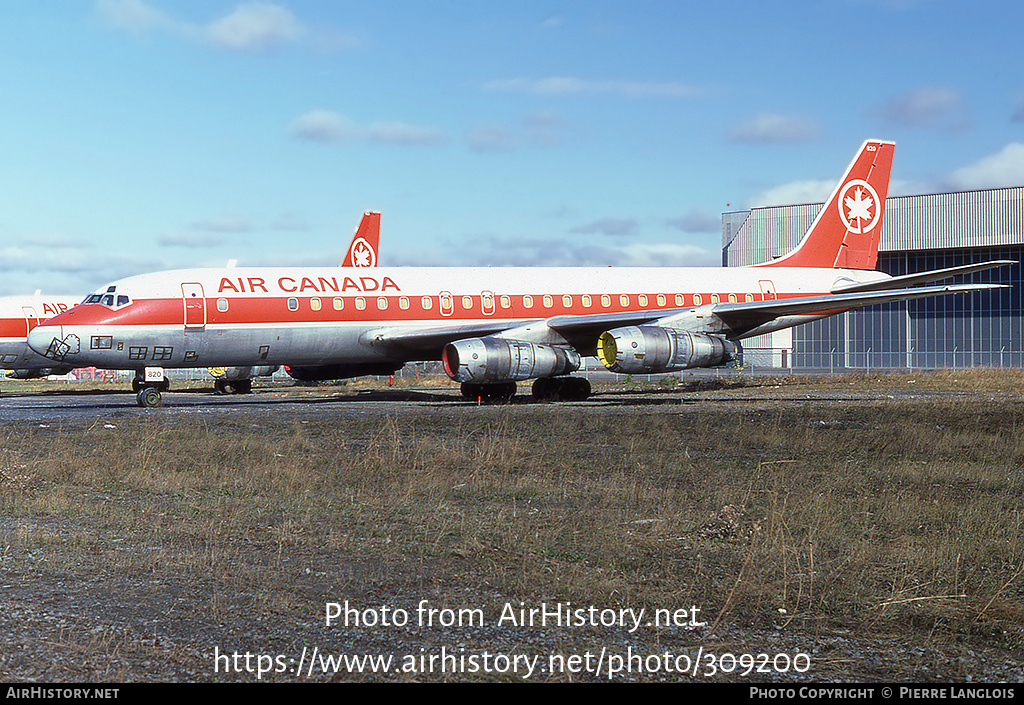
2 369 1024 681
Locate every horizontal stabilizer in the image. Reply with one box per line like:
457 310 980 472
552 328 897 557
831 260 1016 294
713 283 1007 335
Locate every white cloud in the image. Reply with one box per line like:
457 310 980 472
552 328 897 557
95 0 344 52
365 122 446 146
390 234 719 268
728 113 822 143
290 110 445 147
568 218 639 237
666 210 720 233
289 110 357 143
465 113 566 152
873 87 967 130
189 216 254 234
466 126 518 153
95 0 186 35
947 143 1024 190
613 243 719 267
482 76 697 98
205 2 303 51
747 179 836 208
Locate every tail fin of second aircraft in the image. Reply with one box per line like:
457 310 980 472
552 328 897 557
340 211 381 267
757 139 895 271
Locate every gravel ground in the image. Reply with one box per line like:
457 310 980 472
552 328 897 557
2 381 1024 683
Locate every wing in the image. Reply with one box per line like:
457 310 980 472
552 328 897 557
365 281 1008 359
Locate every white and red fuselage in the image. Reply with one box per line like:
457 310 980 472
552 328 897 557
26 264 886 371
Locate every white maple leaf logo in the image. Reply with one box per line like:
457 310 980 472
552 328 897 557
844 187 874 223
350 239 375 267
837 180 881 234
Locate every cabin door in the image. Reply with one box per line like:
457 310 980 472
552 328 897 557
182 283 207 329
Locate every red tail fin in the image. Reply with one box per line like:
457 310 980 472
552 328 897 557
758 140 894 270
341 211 380 267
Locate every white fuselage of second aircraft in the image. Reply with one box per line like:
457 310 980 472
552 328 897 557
1 294 80 376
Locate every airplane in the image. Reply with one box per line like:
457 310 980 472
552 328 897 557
27 140 1013 407
3 211 381 393
1 292 80 379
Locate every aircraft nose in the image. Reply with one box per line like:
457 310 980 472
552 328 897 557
27 325 62 357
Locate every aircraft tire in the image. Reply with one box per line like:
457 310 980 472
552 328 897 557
567 377 591 401
136 387 162 408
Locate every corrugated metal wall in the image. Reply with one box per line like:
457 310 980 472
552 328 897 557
724 186 1024 266
722 186 1024 368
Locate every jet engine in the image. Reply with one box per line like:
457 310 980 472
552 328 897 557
597 326 740 374
442 337 580 383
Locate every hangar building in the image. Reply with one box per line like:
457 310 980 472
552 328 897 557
722 185 1024 370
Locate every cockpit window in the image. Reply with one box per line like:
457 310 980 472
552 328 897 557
84 287 131 309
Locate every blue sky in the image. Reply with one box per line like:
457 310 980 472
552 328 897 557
2 0 1024 295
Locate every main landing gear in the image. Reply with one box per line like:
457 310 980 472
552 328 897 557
460 381 517 403
459 377 592 403
132 370 169 409
132 371 169 408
